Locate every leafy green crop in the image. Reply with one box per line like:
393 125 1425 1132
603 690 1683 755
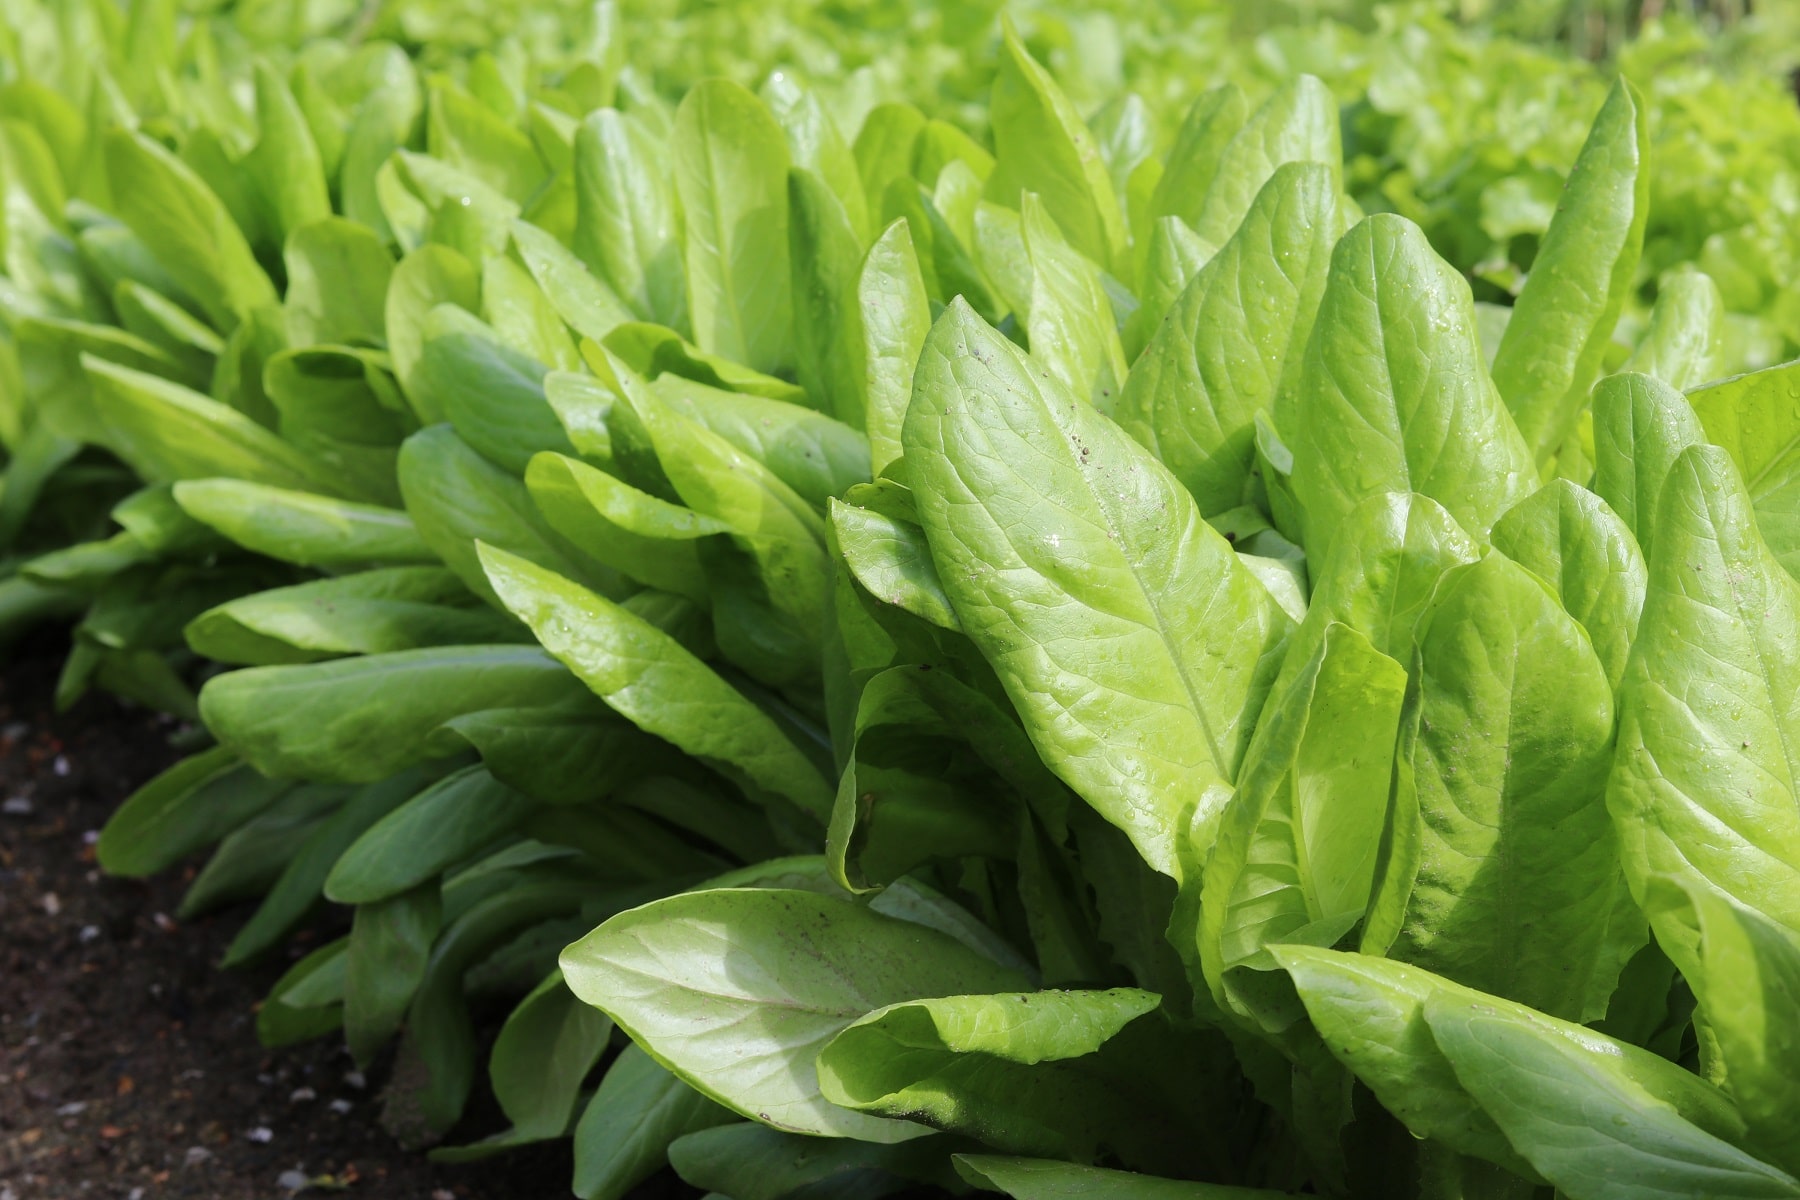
2 2 1799 1198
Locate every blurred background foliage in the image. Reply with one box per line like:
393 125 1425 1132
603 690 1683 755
1 0 1797 367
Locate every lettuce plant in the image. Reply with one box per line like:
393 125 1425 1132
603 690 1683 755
516 40 1799 1200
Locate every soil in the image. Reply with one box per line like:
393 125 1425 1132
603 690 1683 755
0 638 698 1200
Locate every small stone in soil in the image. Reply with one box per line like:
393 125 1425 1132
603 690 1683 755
277 1168 309 1192
328 1099 352 1115
184 1146 213 1166
246 1126 274 1143
78 924 99 943
290 1087 316 1102
41 892 59 916
342 1070 366 1090
2 796 32 815
55 1101 86 1116
52 755 69 776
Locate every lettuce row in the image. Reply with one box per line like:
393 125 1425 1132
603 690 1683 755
0 5 1795 1199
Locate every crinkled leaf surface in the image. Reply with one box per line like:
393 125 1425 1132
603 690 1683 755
1116 162 1336 516
1286 215 1535 559
904 300 1290 878
1608 444 1800 978
1688 359 1800 581
1374 552 1633 1022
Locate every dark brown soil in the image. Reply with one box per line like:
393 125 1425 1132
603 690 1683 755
0 636 693 1200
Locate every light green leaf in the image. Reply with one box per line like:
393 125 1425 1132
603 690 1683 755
544 369 616 462
1609 444 1800 981
972 200 1030 321
426 77 546 205
1020 192 1125 411
1679 886 1800 1173
263 346 412 507
111 280 220 383
282 217 394 348
386 243 481 421
526 450 729 602
650 372 868 511
830 493 960 633
1624 269 1724 389
102 129 277 330
388 153 517 267
857 217 930 478
598 321 810 406
915 119 994 189
1426 998 1800 1200
1119 215 1212 362
398 424 621 608
1285 214 1536 557
789 166 867 426
816 988 1162 1159
607 362 833 684
573 107 685 329
1200 622 1406 1012
904 301 1290 878
413 303 574 474
246 62 332 245
825 666 1022 893
1687 359 1800 581
199 644 591 783
1371 552 1632 1022
560 886 1030 1139
1117 163 1336 516
82 356 334 493
185 567 519 666
510 218 635 346
1493 80 1650 466
1589 371 1705 562
763 72 868 240
1149 84 1249 231
481 250 580 371
853 103 925 223
480 543 833 821
17 315 187 444
1270 946 1745 1177
674 79 793 374
340 59 421 241
172 479 433 568
1190 76 1339 250
1490 479 1645 693
985 20 1126 275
